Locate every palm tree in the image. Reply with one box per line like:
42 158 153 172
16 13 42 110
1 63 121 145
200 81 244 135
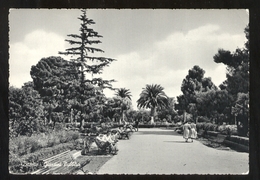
115 88 132 124
137 84 168 124
115 88 132 100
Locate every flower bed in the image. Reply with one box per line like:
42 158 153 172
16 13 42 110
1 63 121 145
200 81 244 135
9 129 81 174
196 122 238 136
9 142 75 173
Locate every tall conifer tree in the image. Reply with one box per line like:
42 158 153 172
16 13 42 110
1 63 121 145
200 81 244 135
59 9 115 88
59 9 116 127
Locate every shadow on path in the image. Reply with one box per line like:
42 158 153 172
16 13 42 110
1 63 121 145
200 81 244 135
136 130 180 136
163 140 192 143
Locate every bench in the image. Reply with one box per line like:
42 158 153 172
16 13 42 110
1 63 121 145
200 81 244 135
33 150 90 174
111 129 130 140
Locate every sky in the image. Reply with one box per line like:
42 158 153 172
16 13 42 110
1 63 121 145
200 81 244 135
9 9 249 109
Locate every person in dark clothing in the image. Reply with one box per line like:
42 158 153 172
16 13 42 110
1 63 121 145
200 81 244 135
134 119 139 131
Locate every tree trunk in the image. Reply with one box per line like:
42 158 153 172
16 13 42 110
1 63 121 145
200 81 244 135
183 110 186 123
119 111 124 124
80 112 85 129
48 108 53 124
150 107 156 124
70 108 73 123
122 111 125 122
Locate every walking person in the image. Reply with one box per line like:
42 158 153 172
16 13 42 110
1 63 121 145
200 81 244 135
134 118 139 131
189 121 197 142
183 121 191 142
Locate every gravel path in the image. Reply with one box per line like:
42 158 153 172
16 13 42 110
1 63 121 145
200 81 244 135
97 128 249 175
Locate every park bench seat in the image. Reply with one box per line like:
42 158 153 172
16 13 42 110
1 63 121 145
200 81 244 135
33 150 90 174
111 129 130 139
94 138 112 154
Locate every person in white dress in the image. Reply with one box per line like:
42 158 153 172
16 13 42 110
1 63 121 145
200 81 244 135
183 121 191 142
189 121 197 142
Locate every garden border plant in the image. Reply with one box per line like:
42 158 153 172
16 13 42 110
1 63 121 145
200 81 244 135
195 122 249 152
9 127 81 174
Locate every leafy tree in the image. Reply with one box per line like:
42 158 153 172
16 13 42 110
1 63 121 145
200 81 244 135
213 48 249 100
213 25 249 100
101 97 117 121
232 93 249 117
126 110 139 122
114 88 132 124
30 56 78 127
9 86 23 137
176 65 217 122
58 9 116 127
196 89 232 124
213 25 249 130
232 92 249 136
9 83 44 137
137 84 168 124
157 97 177 122
135 109 151 123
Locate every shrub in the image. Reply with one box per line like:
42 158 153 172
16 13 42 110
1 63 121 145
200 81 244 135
210 124 218 131
217 124 237 135
9 129 80 158
54 122 64 131
226 125 237 135
217 125 226 133
28 138 42 153
83 123 91 128
47 138 55 147
196 123 204 131
55 130 70 143
9 142 74 173
197 116 211 123
69 131 80 141
204 123 212 131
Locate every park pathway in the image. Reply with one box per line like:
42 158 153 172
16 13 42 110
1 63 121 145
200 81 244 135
97 128 248 175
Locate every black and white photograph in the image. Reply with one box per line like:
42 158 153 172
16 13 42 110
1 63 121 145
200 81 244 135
8 9 249 175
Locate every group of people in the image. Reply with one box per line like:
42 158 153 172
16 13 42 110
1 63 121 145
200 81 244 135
94 119 140 154
96 129 119 154
122 119 140 132
183 120 197 142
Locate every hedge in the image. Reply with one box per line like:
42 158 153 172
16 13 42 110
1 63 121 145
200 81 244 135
196 122 238 136
9 130 80 157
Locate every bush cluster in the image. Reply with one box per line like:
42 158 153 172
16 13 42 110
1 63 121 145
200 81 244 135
9 128 80 174
219 125 237 135
196 122 217 131
196 122 238 135
10 130 79 157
